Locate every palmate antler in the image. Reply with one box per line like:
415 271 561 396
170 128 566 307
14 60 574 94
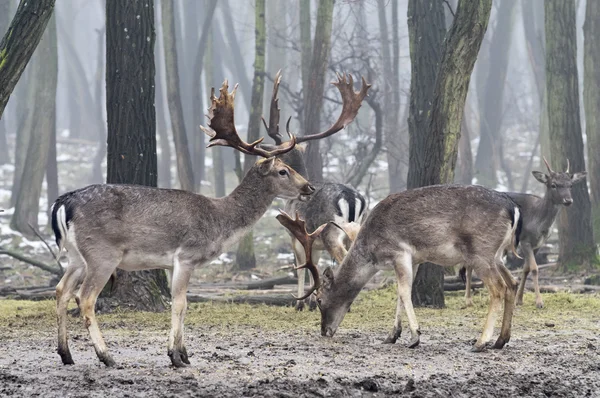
276 210 327 300
200 79 297 158
263 71 371 145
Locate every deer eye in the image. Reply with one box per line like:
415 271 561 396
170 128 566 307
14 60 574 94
551 183 557 189
278 169 288 176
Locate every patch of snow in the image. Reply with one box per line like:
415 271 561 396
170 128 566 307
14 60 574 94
277 253 294 261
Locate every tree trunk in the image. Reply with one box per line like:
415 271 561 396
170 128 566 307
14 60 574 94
584 0 600 242
303 0 334 183
545 0 597 270
0 0 55 118
10 14 57 236
406 0 447 308
154 0 171 189
378 0 404 193
106 0 169 311
456 112 473 185
474 0 517 188
161 0 194 191
192 0 218 192
91 26 107 184
298 0 311 131
235 0 266 272
0 0 9 165
412 0 492 307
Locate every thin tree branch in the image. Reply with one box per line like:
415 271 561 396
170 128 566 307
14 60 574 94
27 222 63 274
0 246 62 275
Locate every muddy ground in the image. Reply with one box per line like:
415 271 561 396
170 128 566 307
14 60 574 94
0 292 599 397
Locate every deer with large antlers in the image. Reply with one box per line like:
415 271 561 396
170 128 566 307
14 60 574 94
51 80 315 368
262 71 371 309
462 157 587 309
292 184 523 352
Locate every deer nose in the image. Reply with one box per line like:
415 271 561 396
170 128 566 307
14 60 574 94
304 184 316 194
563 198 573 206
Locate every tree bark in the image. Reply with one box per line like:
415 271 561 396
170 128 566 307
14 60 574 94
91 26 107 184
455 112 473 185
105 0 169 311
154 0 171 189
235 0 266 272
192 0 218 192
0 0 55 118
378 0 405 193
161 0 194 191
474 0 517 188
411 0 492 307
303 0 334 183
0 0 10 165
11 14 57 236
545 0 597 270
584 0 600 243
406 0 447 308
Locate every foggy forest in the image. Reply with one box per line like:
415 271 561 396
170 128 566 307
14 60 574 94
0 0 599 396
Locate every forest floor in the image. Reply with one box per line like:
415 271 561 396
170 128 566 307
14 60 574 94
1 289 599 397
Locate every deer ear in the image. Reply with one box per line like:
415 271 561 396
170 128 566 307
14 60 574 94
258 157 276 175
532 171 548 184
571 171 587 184
322 267 334 288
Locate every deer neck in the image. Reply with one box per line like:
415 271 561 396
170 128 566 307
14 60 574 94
332 247 377 303
219 168 277 233
537 189 562 229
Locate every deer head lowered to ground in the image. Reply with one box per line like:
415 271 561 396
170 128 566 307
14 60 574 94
52 80 315 368
288 184 523 352
262 71 371 310
462 157 587 309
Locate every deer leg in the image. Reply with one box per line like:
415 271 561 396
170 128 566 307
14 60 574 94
526 245 544 309
472 264 505 352
168 259 193 368
464 267 474 307
394 253 420 348
293 238 307 311
493 260 518 349
77 260 118 367
56 255 85 365
383 280 403 344
516 246 532 306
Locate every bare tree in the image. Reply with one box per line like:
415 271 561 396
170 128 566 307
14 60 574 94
409 0 492 307
303 0 334 182
584 0 600 242
161 0 194 191
105 0 169 310
11 14 58 235
545 0 596 270
0 0 56 118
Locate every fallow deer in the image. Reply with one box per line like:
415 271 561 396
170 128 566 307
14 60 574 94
261 71 370 310
463 158 588 308
289 185 523 352
51 80 315 368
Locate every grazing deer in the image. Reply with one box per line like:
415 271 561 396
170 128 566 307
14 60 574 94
463 158 587 309
290 185 523 352
261 71 370 310
52 80 315 368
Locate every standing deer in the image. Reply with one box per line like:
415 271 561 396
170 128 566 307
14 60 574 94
52 80 315 368
291 185 522 351
463 158 587 308
261 71 370 310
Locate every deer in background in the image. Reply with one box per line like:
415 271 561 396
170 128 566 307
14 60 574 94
293 185 522 352
463 158 587 309
261 71 370 310
52 80 315 368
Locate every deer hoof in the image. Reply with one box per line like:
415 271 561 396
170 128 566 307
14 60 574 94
181 346 191 365
407 334 420 349
536 301 544 309
492 337 509 349
471 344 486 353
294 301 305 311
168 349 189 368
382 326 401 344
99 353 116 367
58 348 75 365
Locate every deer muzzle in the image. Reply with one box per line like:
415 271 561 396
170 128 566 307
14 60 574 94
563 198 573 206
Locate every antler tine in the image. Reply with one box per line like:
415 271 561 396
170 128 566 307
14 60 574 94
276 210 326 300
200 78 296 158
296 73 371 143
565 158 570 174
542 156 554 173
262 70 284 145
